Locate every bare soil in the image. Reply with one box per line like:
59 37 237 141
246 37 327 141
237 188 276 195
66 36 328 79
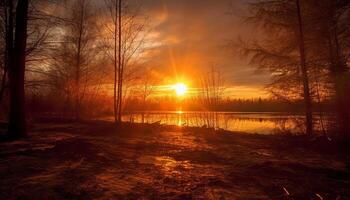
0 119 349 199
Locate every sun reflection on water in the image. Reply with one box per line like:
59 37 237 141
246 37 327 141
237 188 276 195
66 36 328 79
177 111 183 126
113 112 323 134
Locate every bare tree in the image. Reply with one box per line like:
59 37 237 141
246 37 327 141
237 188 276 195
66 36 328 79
45 0 104 119
302 0 350 136
199 66 225 111
1 0 61 107
296 0 313 135
198 66 225 128
137 69 154 123
104 0 148 123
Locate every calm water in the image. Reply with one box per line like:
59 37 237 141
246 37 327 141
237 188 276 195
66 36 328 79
109 111 330 135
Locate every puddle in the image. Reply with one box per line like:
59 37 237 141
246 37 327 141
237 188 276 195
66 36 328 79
138 156 176 166
137 155 193 174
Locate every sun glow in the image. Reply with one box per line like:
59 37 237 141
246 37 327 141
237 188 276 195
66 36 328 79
173 83 188 96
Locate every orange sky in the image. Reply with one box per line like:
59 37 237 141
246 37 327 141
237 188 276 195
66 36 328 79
95 0 271 99
137 0 271 99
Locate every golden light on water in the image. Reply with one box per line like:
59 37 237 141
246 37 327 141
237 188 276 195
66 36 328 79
173 83 188 96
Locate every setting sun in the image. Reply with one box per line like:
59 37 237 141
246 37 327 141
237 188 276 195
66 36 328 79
173 83 188 96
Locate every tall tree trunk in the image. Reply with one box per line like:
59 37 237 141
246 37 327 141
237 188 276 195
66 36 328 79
8 0 29 138
296 0 313 135
117 0 122 123
114 0 118 123
75 0 85 120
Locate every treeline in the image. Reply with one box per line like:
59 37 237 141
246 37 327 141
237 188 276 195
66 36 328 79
236 0 350 137
122 97 332 113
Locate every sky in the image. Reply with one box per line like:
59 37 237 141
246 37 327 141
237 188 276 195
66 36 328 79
92 0 271 98
137 0 271 99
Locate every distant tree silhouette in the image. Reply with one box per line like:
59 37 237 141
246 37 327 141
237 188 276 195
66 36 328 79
138 69 155 123
46 0 105 119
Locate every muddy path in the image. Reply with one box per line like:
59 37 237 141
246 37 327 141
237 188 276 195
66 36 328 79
0 120 349 199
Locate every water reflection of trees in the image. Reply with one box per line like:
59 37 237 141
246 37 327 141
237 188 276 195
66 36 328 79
123 112 333 135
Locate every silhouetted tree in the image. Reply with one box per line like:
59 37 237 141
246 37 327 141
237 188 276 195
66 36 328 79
1 0 61 110
104 0 148 123
239 0 314 135
46 0 104 119
104 0 121 123
306 0 350 136
296 0 313 135
8 0 29 138
138 69 155 123
198 66 226 128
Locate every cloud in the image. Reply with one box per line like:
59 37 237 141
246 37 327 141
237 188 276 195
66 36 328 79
95 0 270 98
140 0 269 91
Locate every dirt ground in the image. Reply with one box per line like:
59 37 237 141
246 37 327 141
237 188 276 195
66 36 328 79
0 119 349 200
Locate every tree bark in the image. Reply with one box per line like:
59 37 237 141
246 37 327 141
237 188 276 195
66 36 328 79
8 0 29 138
296 0 313 135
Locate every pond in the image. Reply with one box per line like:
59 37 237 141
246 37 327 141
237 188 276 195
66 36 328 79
108 111 331 135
